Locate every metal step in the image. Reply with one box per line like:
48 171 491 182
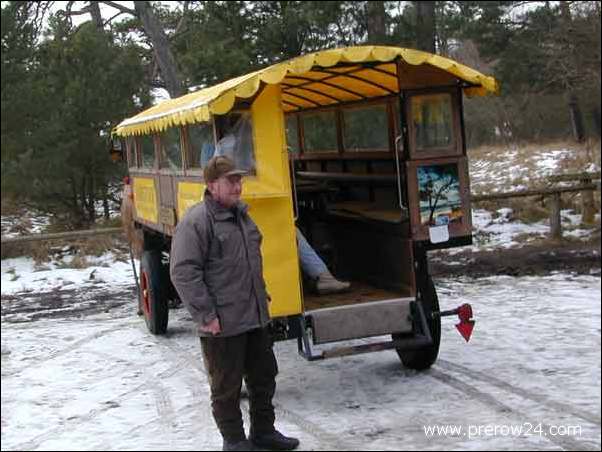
306 297 414 345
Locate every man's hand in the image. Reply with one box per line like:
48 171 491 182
199 317 221 335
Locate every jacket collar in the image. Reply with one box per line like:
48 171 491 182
204 189 248 221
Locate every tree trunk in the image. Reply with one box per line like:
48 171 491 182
88 1 103 29
592 106 601 137
103 191 110 220
134 2 185 98
414 1 435 53
560 1 585 143
366 1 387 45
567 91 585 142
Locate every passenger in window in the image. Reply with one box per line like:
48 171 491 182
201 141 215 167
215 113 255 172
296 227 350 294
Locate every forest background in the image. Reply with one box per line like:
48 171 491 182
1 1 600 229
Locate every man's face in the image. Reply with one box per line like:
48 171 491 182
207 175 243 208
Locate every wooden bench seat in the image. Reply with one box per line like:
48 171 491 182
327 201 408 224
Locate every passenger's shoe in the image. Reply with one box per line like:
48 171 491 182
223 438 256 451
250 430 300 450
316 271 351 295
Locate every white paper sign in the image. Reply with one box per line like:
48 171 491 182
429 225 449 244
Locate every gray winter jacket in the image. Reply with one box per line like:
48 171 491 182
169 190 270 337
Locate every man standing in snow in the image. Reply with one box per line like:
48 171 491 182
170 155 300 451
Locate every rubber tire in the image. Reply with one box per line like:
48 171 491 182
139 250 169 335
393 276 441 370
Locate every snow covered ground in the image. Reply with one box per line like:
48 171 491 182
1 273 600 451
468 144 600 194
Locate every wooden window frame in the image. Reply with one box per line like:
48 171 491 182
341 102 391 153
134 134 160 173
289 96 398 160
126 136 138 169
157 127 186 176
405 87 463 160
182 119 218 176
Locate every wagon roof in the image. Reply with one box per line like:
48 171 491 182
114 45 500 137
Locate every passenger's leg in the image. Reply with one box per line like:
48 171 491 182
296 227 350 294
296 227 328 279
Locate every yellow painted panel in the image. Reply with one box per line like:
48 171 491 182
177 181 205 220
246 196 302 317
249 84 289 195
132 177 158 223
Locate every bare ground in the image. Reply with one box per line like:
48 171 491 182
430 237 601 278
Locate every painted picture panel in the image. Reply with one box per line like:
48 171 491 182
417 163 462 226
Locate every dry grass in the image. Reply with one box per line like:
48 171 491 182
469 139 601 223
2 235 127 266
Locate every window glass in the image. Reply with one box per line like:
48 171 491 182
302 111 337 152
139 135 155 168
343 104 389 151
411 93 454 150
188 122 215 168
159 127 182 170
285 115 300 153
215 112 256 173
126 137 137 168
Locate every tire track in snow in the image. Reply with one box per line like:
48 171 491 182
437 359 601 425
2 323 132 377
428 368 600 451
11 357 190 451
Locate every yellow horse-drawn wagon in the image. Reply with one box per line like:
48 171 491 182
112 45 498 368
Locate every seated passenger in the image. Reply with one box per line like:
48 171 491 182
200 142 215 167
296 227 350 295
215 113 254 172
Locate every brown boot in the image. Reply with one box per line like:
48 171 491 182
315 271 350 295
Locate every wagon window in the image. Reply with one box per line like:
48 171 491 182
215 112 255 173
343 104 389 151
411 93 454 150
139 135 155 168
285 115 300 154
302 111 337 153
126 137 137 168
188 122 215 168
159 127 183 170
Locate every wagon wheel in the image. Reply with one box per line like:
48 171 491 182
392 276 441 370
139 250 169 335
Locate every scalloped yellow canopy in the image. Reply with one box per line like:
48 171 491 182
114 45 500 137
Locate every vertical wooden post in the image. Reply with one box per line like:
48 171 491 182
580 177 595 224
550 192 562 240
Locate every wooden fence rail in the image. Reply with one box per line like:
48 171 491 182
472 179 600 239
471 183 599 202
1 227 122 245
